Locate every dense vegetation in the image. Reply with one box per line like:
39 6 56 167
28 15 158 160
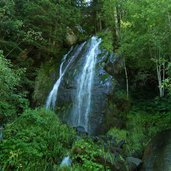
0 0 171 170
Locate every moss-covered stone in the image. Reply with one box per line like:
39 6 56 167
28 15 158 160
33 60 59 106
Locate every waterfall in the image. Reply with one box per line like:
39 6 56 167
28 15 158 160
46 36 102 133
46 42 85 109
71 36 101 132
46 53 68 109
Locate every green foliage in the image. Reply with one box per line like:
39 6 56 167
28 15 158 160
0 0 83 112
126 111 171 155
133 97 171 113
164 62 171 94
107 128 127 144
98 31 114 52
104 91 130 132
0 0 23 39
0 0 81 57
71 138 105 170
71 137 128 171
0 51 28 123
33 61 58 105
0 108 76 170
107 109 171 156
101 0 116 28
0 1 171 170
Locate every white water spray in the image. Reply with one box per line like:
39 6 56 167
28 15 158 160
46 43 85 109
72 37 101 132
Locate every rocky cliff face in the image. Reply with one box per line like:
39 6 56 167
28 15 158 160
55 39 125 135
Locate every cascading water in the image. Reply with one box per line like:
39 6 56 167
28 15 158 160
46 42 85 109
46 36 103 134
71 37 102 132
46 52 69 109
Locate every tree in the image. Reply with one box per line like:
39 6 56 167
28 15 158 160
118 0 171 97
0 51 28 123
0 0 82 60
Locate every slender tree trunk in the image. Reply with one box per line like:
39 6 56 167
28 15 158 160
156 50 165 98
156 61 163 97
168 13 171 29
150 46 165 97
99 18 102 31
114 7 120 41
124 58 129 99
162 61 165 96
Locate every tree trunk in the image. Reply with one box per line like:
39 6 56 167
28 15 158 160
162 61 165 97
114 7 120 41
150 47 165 97
156 57 165 97
124 59 129 99
156 62 163 97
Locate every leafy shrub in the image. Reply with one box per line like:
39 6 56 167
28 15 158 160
133 97 171 113
126 111 171 155
98 31 114 52
107 128 127 144
0 51 28 123
164 62 171 94
33 62 57 106
71 138 128 171
0 108 76 170
107 110 171 157
125 97 171 155
71 138 105 170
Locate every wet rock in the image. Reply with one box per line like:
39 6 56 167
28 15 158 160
117 140 126 149
75 126 88 136
57 42 117 135
127 157 142 171
141 129 171 171
95 155 127 171
91 136 100 143
53 38 126 135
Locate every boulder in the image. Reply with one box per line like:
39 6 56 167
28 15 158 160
127 157 142 171
141 129 171 171
75 126 88 136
